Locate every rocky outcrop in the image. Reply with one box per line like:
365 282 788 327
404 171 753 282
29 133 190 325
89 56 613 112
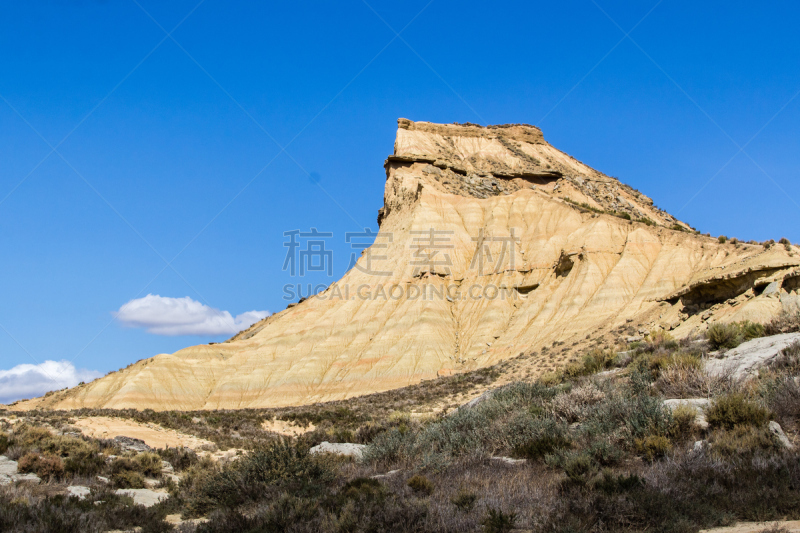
705 333 800 380
14 120 800 411
0 456 41 485
309 442 366 459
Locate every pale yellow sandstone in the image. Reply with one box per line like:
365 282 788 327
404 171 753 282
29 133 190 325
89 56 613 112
13 120 799 411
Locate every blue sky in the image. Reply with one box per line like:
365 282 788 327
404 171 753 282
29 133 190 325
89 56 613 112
1 1 799 402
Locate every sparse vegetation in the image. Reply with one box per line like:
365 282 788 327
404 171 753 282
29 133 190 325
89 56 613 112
3 318 800 532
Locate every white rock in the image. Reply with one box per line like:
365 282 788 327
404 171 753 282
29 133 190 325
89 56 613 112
67 485 91 500
692 440 706 453
370 469 401 479
490 456 527 466
114 488 169 507
14 473 41 483
0 456 40 484
309 441 365 459
0 456 18 476
769 421 795 450
705 333 800 380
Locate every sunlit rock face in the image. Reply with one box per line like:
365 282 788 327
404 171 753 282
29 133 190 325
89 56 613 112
16 119 799 411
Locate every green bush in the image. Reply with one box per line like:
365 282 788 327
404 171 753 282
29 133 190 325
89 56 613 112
513 431 570 460
669 404 699 441
134 452 163 477
0 433 8 455
635 435 671 461
111 469 146 489
186 439 333 513
593 469 644 494
708 426 780 458
707 321 765 350
481 507 517 533
707 394 771 430
562 452 597 486
339 477 386 502
406 474 434 495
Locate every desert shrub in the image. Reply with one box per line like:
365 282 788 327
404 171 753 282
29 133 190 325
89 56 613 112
593 469 644 494
111 469 146 489
0 433 8 455
708 321 765 350
561 452 597 486
765 312 800 335
17 452 64 481
186 439 333 513
586 439 624 466
655 363 733 398
645 330 678 351
669 404 699 441
451 488 477 512
63 448 105 477
157 447 198 471
552 383 606 422
481 507 517 533
708 426 780 458
769 341 800 376
635 435 671 461
406 474 434 495
134 452 163 477
768 377 800 426
719 235 727 243
13 425 52 448
338 477 386 502
707 394 770 430
512 419 571 460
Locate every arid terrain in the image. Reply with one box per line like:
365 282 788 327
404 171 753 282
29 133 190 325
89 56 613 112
2 121 800 533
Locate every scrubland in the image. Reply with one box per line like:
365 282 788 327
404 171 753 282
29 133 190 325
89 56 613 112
2 313 800 532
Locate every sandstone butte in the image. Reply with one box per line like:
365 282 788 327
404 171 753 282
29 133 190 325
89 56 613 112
13 119 800 412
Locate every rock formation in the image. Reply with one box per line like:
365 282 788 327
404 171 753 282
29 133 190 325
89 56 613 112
14 119 800 411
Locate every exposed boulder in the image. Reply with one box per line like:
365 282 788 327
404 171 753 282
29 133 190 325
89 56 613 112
705 332 800 380
309 441 366 459
66 486 91 500
768 421 794 450
113 435 151 453
0 456 41 485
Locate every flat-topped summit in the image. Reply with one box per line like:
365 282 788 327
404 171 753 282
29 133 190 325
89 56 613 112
13 119 800 411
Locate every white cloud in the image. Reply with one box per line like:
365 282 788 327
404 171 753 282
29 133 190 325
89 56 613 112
0 360 101 404
114 294 269 336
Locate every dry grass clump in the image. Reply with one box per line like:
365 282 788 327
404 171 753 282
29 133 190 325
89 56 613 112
17 452 64 481
765 311 800 335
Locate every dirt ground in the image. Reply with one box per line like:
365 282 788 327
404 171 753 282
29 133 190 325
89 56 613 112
72 416 214 450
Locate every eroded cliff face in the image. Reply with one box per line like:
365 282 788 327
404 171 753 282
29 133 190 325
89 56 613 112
16 120 800 411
